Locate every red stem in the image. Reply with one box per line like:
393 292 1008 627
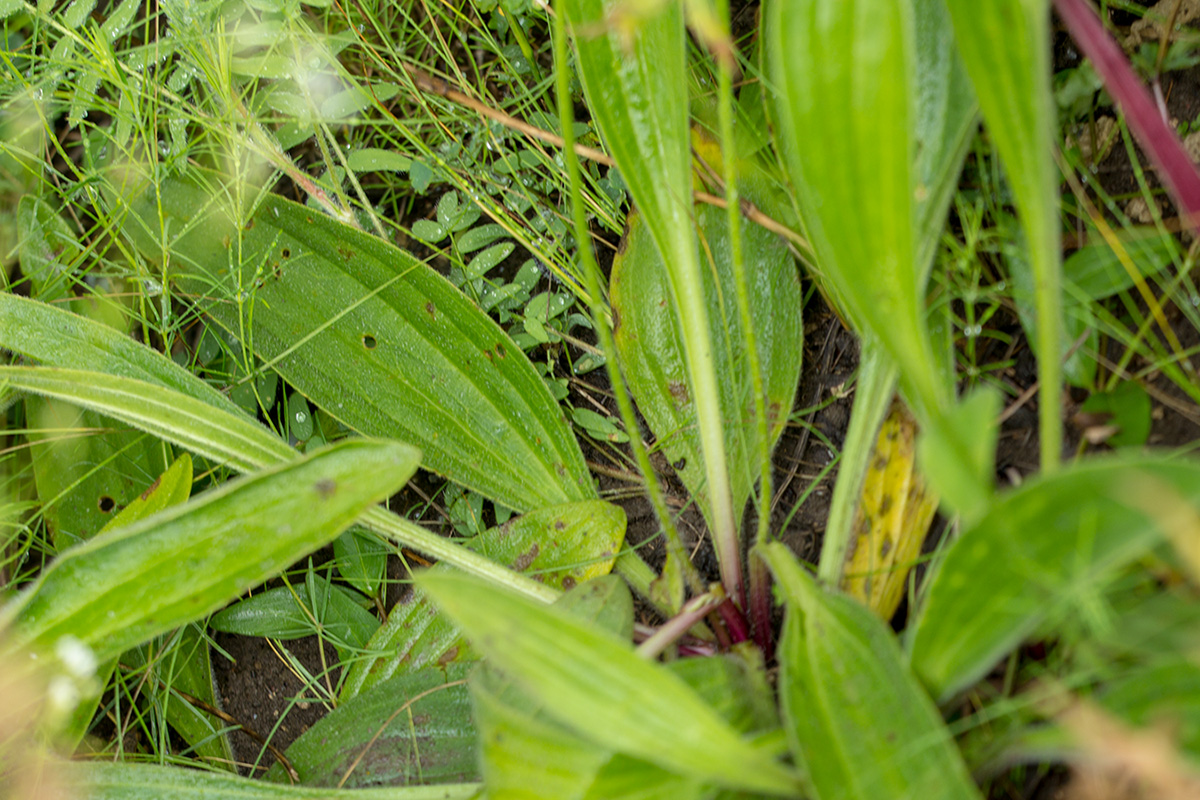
1054 0 1200 229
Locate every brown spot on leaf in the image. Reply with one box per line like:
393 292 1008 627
280 247 291 258
244 218 255 231
561 576 576 590
314 478 337 498
140 476 162 500
554 519 565 530
668 381 689 407
512 544 540 572
437 646 459 666
337 247 354 261
495 343 506 358
879 535 893 558
425 302 436 320
221 234 231 249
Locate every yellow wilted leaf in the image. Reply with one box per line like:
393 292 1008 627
841 400 938 619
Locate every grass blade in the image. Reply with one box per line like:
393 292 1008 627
910 455 1200 703
1 439 418 664
763 542 982 800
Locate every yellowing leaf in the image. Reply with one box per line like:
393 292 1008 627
841 400 938 620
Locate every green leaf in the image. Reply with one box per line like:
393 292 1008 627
59 455 199 752
345 148 411 174
563 0 742 579
339 501 627 701
611 201 802 530
762 542 982 800
464 242 514 280
767 0 946 414
942 0 1062 471
0 297 560 603
334 526 388 598
1080 381 1152 448
455 224 508 254
419 570 802 796
119 176 593 512
263 664 478 787
0 366 296 473
0 293 248 420
17 195 81 302
209 573 379 650
98 453 193 532
910 455 1200 703
57 762 480 800
410 219 446 244
571 406 629 444
1062 230 1177 301
1 439 419 664
338 587 468 704
916 386 1000 524
467 577 643 799
26 398 169 547
910 0 979 269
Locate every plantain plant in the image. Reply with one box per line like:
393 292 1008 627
2 0 1200 798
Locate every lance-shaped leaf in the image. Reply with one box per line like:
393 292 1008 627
341 500 626 701
943 0 1062 470
767 0 947 415
762 542 982 800
0 439 419 664
562 0 742 598
611 184 802 535
118 175 593 512
0 366 296 472
0 298 561 603
910 455 1200 703
0 292 247 419
419 570 802 796
55 762 480 800
263 664 478 787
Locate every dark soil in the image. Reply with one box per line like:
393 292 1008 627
212 633 339 775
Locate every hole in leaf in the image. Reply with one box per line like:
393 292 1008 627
98 495 116 513
280 247 291 258
362 334 377 350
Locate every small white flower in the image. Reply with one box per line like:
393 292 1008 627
55 635 96 679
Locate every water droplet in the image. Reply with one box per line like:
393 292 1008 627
295 411 308 424
272 207 280 217
32 87 43 100
1191 295 1200 307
